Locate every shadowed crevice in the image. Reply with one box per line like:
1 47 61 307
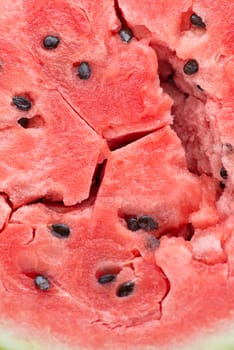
114 0 130 29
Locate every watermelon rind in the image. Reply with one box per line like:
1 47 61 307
0 322 234 350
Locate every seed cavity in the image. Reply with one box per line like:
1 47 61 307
168 73 174 84
50 223 71 238
17 115 45 129
127 217 139 231
190 13 206 28
186 223 195 241
219 181 226 189
77 62 91 80
43 35 60 50
220 167 228 179
138 215 159 231
119 27 133 43
17 118 29 128
12 96 32 111
34 275 50 291
183 59 199 75
117 281 135 297
98 274 116 285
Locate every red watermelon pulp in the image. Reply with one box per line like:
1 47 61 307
0 0 233 349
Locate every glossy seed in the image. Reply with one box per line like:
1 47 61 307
34 275 50 291
17 118 29 128
98 274 116 284
190 13 206 28
50 223 71 238
183 59 199 75
220 167 228 179
117 281 135 297
127 217 139 231
138 215 159 231
43 35 60 50
119 27 133 43
219 181 226 189
12 96 32 111
77 62 91 80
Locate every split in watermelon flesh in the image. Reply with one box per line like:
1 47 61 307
0 0 234 349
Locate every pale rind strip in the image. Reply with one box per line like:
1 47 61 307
0 325 233 350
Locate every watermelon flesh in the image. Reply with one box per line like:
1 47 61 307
0 0 234 349
20 0 172 141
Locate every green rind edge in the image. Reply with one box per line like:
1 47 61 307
0 325 234 350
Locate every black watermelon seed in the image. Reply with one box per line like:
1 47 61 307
219 181 226 189
138 215 159 231
190 13 206 28
220 167 228 179
197 84 204 91
12 96 32 111
98 274 116 284
34 275 50 291
117 281 135 297
119 27 133 43
183 60 199 75
50 223 71 238
43 35 60 50
127 217 140 231
77 62 91 80
17 117 29 128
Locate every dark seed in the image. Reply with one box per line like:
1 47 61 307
220 167 228 179
127 217 139 231
190 13 206 28
119 27 133 43
184 92 189 99
117 281 135 297
98 274 116 284
50 223 71 238
17 117 29 128
219 181 226 189
183 59 199 75
43 35 60 50
196 84 204 91
77 62 91 80
186 223 195 241
34 275 50 291
138 215 159 231
12 96 32 111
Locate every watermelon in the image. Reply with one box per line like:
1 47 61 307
0 0 233 349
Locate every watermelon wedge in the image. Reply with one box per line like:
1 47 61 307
0 0 233 349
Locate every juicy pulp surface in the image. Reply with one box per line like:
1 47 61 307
20 0 172 140
0 0 234 349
